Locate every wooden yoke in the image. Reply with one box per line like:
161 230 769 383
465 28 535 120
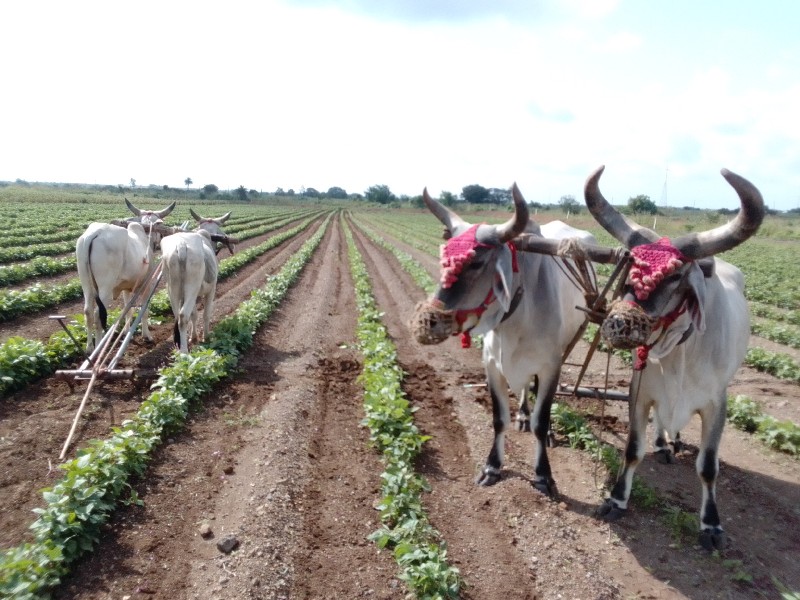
110 219 239 252
513 234 628 265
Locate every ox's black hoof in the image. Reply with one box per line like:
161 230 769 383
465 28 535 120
655 448 674 464
671 439 684 454
476 468 502 486
699 527 727 551
547 431 557 448
516 419 531 433
597 499 627 522
532 476 556 497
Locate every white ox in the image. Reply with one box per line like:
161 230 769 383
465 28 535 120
414 185 594 495
76 200 175 351
584 166 764 550
159 210 231 353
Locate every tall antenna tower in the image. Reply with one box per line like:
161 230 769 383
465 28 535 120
660 166 669 209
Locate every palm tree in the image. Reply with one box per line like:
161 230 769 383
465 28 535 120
185 177 193 190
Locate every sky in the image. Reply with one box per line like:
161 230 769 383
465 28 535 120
2 0 799 210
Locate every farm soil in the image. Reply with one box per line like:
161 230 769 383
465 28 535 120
1 215 798 599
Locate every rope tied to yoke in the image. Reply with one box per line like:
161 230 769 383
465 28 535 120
552 237 603 317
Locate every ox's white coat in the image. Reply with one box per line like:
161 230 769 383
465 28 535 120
160 230 218 353
75 222 158 351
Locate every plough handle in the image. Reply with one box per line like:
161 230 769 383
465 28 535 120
513 234 629 265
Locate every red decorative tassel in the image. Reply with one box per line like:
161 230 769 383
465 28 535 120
634 346 649 370
460 331 472 348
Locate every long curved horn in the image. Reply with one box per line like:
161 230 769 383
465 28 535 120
672 169 765 259
496 183 530 242
215 211 231 224
154 201 176 219
583 165 660 248
125 198 141 216
423 188 467 232
190 208 203 222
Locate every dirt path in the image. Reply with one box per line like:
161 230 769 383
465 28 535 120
0 214 798 599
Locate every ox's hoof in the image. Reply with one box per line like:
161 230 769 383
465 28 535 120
671 439 684 454
476 467 502 487
547 431 557 448
699 527 727 551
516 418 531 433
532 476 556 497
597 499 626 522
655 448 674 464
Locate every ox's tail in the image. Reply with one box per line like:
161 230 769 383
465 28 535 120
86 233 108 330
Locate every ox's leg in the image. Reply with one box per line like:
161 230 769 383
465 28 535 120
653 413 683 464
201 292 215 343
140 301 153 343
476 362 510 486
83 296 99 352
653 413 674 464
516 375 537 432
529 372 559 496
697 396 727 551
598 375 651 521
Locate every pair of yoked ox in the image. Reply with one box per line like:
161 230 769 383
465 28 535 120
76 202 233 354
414 166 764 550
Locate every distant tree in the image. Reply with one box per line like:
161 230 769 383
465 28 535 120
628 194 657 215
130 178 136 189
203 183 219 196
275 187 285 195
303 187 320 198
487 188 511 204
235 185 249 202
287 189 295 196
365 184 396 204
184 177 192 190
788 207 800 214
163 184 170 191
558 194 581 214
462 184 490 204
439 191 457 207
326 186 348 199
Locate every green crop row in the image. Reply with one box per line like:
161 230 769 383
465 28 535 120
745 347 800 383
0 280 84 323
0 256 78 288
727 395 800 457
0 215 331 599
0 322 87 397
350 216 436 294
344 219 461 599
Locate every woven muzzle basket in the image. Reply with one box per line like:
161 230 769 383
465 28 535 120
600 298 658 350
409 300 457 345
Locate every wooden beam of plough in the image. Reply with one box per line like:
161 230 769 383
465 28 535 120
57 259 164 459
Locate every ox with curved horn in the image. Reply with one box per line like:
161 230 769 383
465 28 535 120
190 209 235 254
125 198 176 225
584 165 764 550
410 184 595 495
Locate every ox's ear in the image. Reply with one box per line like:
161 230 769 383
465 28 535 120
492 247 515 313
684 263 707 333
